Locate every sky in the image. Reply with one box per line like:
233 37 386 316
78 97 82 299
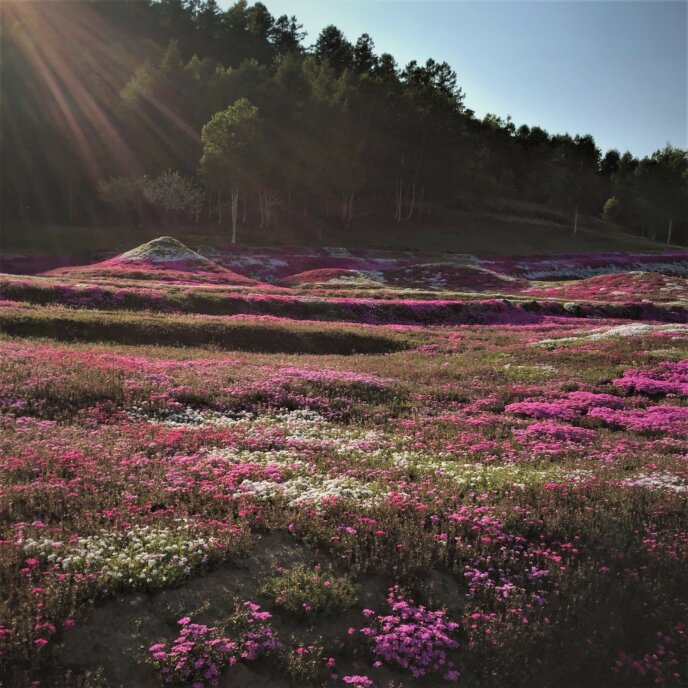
229 0 687 158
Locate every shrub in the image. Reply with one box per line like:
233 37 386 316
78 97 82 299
259 564 358 617
283 643 329 683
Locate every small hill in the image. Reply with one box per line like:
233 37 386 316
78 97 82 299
116 236 215 265
280 268 383 288
45 237 258 286
526 271 688 303
383 263 529 292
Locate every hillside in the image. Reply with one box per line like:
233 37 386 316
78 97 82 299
3 1 685 244
0 208 667 269
45 236 259 286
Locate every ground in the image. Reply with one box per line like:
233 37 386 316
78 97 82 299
0 237 686 688
0 201 668 260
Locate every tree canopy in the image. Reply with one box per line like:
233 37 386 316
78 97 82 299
1 0 686 244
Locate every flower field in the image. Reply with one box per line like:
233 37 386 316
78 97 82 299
0 240 687 688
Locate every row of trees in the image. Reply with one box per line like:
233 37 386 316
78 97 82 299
2 0 687 244
99 170 205 224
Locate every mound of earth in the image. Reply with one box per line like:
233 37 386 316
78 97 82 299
280 268 383 288
45 237 258 286
383 263 529 292
527 271 688 303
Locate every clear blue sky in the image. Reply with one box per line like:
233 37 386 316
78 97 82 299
227 0 687 158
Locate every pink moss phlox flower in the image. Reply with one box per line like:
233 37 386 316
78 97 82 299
355 587 460 679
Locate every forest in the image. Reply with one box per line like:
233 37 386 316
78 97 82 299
1 0 687 244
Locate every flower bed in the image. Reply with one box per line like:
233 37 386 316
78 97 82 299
0 251 687 688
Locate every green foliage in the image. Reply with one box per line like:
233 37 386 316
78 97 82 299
200 98 261 192
97 177 146 225
283 643 328 683
603 196 622 223
314 25 354 73
258 564 358 616
144 170 205 220
99 172 204 224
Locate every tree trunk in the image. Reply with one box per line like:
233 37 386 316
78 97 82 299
573 207 578 235
258 191 265 228
394 179 403 222
230 188 239 243
242 196 247 223
217 190 223 224
406 183 416 221
67 174 74 223
341 192 355 226
667 217 673 244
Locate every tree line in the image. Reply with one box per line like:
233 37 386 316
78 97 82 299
1 0 686 244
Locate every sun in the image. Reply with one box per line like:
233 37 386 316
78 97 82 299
1 0 198 187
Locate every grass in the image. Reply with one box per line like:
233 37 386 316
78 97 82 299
0 204 668 258
3 275 687 325
258 564 359 617
1 322 687 687
1 248 687 688
0 306 411 354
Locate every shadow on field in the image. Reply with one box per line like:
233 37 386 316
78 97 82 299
0 308 408 355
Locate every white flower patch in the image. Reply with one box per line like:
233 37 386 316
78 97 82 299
23 521 213 588
503 363 558 380
20 537 64 559
128 407 330 429
324 247 352 257
363 270 386 283
248 410 386 453
392 453 573 489
621 472 688 494
390 450 453 470
127 405 254 426
238 475 381 507
539 324 688 346
203 250 289 270
119 237 209 265
519 262 688 280
558 468 598 483
204 447 307 470
133 407 390 463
